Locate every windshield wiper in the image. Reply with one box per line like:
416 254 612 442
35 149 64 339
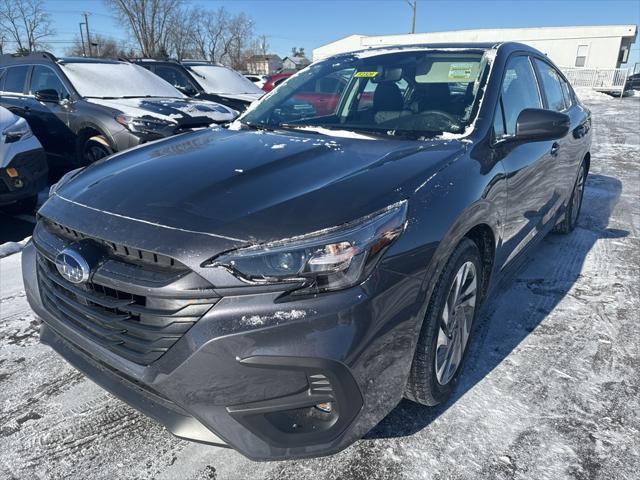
237 121 278 132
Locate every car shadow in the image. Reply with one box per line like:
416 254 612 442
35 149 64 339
365 173 627 440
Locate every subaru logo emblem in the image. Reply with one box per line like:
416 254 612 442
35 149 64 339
55 248 91 284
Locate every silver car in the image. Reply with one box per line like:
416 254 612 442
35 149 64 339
0 106 48 213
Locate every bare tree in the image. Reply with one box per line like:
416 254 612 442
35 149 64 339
105 0 259 67
105 0 181 58
166 5 198 60
65 33 133 58
0 0 54 53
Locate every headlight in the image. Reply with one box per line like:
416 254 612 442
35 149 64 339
207 201 407 294
115 114 175 135
2 117 33 144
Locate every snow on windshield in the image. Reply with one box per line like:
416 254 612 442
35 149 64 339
189 65 263 95
61 62 184 99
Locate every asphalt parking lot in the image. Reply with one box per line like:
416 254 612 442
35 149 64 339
0 91 638 480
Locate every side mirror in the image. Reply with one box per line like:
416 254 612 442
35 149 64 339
35 89 61 103
516 108 570 141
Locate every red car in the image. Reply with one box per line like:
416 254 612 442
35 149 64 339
265 71 373 117
262 72 293 92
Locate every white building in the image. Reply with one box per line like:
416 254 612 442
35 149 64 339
313 25 637 69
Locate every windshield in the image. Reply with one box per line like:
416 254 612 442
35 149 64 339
61 62 184 99
241 50 490 138
189 65 263 95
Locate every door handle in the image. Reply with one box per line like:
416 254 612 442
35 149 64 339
550 142 560 157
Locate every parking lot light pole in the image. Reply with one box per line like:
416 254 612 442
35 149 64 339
79 23 86 56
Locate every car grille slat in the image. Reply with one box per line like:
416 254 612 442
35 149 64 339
34 220 220 365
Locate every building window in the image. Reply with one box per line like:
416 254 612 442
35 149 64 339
575 45 588 67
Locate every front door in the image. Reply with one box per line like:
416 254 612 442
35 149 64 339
492 55 560 269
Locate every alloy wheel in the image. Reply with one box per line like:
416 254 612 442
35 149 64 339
434 261 478 385
84 144 110 164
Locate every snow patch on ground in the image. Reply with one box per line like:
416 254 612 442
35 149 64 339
0 236 30 259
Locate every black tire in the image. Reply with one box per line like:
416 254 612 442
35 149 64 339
555 161 587 234
405 238 482 406
81 136 113 165
1 195 38 215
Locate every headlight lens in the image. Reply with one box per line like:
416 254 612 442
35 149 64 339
2 117 33 144
207 201 407 294
115 114 175 135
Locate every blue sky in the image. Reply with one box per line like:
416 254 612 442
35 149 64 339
38 0 640 65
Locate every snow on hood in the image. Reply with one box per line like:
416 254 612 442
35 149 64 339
86 97 238 123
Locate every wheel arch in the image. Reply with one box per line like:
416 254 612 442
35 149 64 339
415 199 500 336
75 122 116 157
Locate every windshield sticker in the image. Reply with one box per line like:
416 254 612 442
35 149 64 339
448 63 475 80
354 71 379 78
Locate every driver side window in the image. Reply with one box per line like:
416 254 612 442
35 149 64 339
154 66 194 91
494 56 542 139
30 65 69 100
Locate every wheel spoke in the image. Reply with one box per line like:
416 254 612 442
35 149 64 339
435 260 478 386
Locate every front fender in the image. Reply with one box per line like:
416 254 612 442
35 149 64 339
406 151 506 334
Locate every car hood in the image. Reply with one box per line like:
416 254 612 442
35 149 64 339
52 128 465 245
215 92 263 103
86 97 237 123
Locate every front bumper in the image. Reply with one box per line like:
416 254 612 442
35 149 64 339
0 148 48 205
22 217 427 460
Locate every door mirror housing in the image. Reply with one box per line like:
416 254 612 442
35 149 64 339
515 108 570 141
35 89 61 103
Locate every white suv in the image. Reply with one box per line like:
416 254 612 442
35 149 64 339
0 106 47 213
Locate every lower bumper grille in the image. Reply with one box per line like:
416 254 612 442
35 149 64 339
36 253 219 365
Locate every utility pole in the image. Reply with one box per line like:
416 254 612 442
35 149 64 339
83 12 92 56
79 22 86 56
406 0 417 34
260 35 268 56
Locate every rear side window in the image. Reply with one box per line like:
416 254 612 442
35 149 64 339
560 78 574 108
2 66 29 94
495 56 542 137
533 59 566 112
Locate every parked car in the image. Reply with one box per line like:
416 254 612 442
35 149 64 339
0 52 237 167
23 42 591 461
244 74 268 89
134 59 263 112
262 72 293 92
625 71 640 91
0 106 47 212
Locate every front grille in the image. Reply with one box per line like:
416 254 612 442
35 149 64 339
43 219 181 270
34 221 219 365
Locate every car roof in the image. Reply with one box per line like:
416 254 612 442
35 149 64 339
327 41 538 60
58 57 126 64
0 52 132 67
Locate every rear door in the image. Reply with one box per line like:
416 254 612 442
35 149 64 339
532 58 587 206
0 65 30 117
493 54 559 269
